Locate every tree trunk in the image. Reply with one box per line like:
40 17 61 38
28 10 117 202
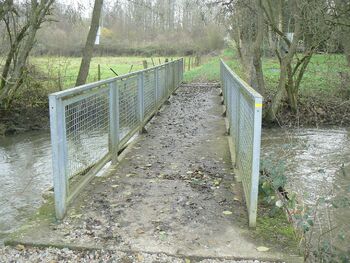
343 32 350 67
265 61 288 122
75 0 103 86
252 0 265 96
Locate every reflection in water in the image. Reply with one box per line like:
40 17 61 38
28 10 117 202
0 130 111 236
0 131 52 234
262 128 350 249
262 128 350 203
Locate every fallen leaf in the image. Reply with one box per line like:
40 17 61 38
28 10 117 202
223 211 232 215
275 200 283 208
256 246 270 252
136 229 145 234
16 244 25 251
137 253 144 262
70 214 82 219
112 185 119 188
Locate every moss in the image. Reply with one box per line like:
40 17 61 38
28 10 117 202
251 205 300 254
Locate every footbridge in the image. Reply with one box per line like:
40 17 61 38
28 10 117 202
49 58 263 227
4 58 305 262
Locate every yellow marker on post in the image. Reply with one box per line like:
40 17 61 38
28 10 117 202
255 103 263 108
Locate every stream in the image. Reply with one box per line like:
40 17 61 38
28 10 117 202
0 128 349 245
0 131 52 237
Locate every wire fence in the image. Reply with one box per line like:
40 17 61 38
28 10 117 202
220 59 263 227
49 59 184 219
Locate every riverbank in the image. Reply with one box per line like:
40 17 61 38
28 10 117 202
263 92 350 127
0 105 49 136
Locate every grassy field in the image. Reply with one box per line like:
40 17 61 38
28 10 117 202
184 49 350 98
28 56 181 91
5 50 350 106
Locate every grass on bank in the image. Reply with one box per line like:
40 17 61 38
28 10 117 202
184 49 349 99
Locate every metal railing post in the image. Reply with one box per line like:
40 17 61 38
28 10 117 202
138 72 145 127
236 92 241 169
165 64 168 100
249 97 263 228
155 67 159 105
109 81 119 165
49 95 68 220
173 62 176 90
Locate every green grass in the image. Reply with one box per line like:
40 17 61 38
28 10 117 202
183 49 242 83
27 56 180 91
222 49 350 96
183 56 221 83
7 49 350 101
185 48 349 99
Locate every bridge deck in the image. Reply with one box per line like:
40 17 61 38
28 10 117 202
5 84 299 262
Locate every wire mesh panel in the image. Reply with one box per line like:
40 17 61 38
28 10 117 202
158 66 166 102
118 76 139 143
49 59 184 219
220 59 263 227
144 69 156 119
64 89 110 180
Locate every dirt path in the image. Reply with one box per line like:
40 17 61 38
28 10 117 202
2 84 300 262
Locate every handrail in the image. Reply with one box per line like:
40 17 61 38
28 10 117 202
220 59 263 227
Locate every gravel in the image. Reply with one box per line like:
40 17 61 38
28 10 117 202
0 245 275 263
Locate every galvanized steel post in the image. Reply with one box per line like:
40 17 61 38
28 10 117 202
249 97 263 227
155 67 159 104
138 72 145 127
109 81 119 165
49 95 68 220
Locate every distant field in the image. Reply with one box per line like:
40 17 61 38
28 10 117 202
27 56 181 91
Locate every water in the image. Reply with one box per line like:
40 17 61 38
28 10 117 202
0 128 349 244
0 131 52 235
262 128 350 251
262 128 350 204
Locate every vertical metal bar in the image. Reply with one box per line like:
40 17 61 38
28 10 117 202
249 97 263 228
138 72 145 127
49 95 68 220
236 90 241 169
155 67 159 105
109 81 119 165
165 64 168 100
171 62 175 92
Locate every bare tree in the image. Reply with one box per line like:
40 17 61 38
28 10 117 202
0 0 54 109
265 0 335 121
219 0 266 95
75 0 103 86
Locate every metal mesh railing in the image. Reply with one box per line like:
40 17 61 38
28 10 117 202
64 88 110 180
49 59 184 219
220 59 263 227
